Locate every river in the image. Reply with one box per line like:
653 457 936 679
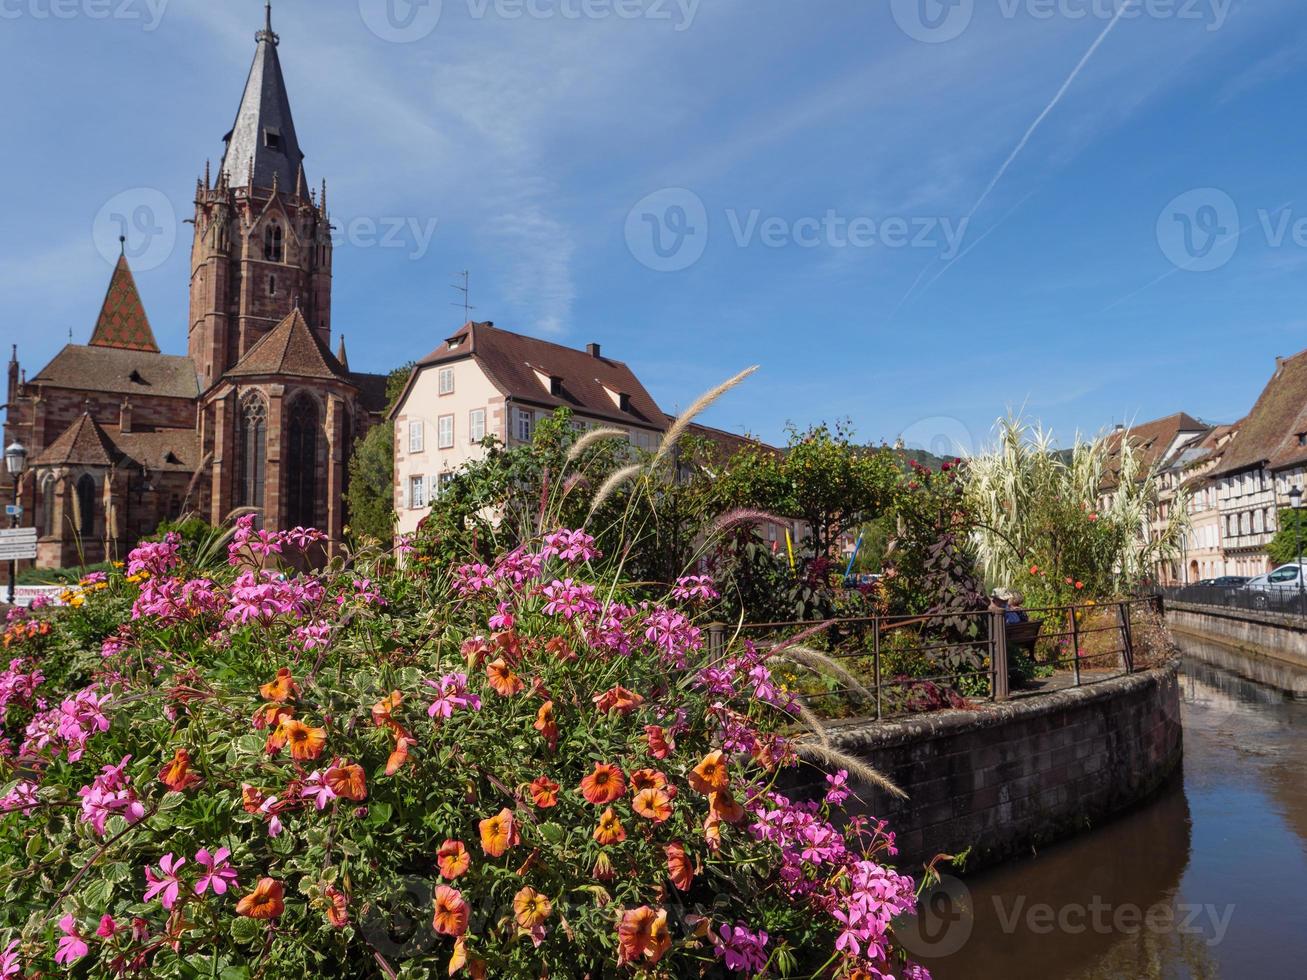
912 634 1307 979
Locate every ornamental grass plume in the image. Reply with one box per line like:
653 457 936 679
652 365 759 469
0 521 930 978
565 426 629 462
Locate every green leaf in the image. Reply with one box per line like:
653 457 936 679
229 916 262 945
158 791 187 811
538 822 564 844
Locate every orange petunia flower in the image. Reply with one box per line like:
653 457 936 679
259 667 300 703
629 769 668 793
437 840 471 880
645 725 673 760
324 885 349 928
529 776 560 809
633 787 674 824
158 748 201 792
545 636 577 662
492 630 523 665
252 702 293 731
513 887 553 930
533 701 558 750
486 658 525 697
688 750 730 795
325 761 368 801
665 842 694 891
241 784 267 814
479 808 520 858
579 762 626 805
592 685 644 715
617 906 670 967
385 727 416 776
708 789 745 825
281 719 327 761
703 814 723 852
432 884 469 937
371 691 403 728
236 878 285 920
594 807 627 846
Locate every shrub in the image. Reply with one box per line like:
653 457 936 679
0 520 929 978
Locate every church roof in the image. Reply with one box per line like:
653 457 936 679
225 308 351 382
29 345 199 400
89 254 159 352
32 413 120 468
111 429 201 474
220 4 305 192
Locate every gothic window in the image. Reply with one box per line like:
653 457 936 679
39 474 55 537
264 223 284 262
286 396 319 530
75 474 96 537
269 275 277 296
238 396 267 513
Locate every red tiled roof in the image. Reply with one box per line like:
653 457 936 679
1100 412 1208 489
225 309 351 381
89 255 159 353
1212 349 1307 476
397 322 665 429
31 414 120 468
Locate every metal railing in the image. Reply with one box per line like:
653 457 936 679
706 596 1161 722
1161 583 1307 617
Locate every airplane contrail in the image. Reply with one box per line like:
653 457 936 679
890 0 1138 318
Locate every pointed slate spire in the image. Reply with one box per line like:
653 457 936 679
336 334 349 370
89 254 159 353
220 1 305 193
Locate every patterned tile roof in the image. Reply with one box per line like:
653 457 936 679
225 309 351 381
88 255 159 353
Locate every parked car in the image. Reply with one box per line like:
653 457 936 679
1197 576 1249 587
1243 564 1307 609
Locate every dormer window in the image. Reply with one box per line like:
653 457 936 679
549 375 564 396
1298 433 1306 447
602 383 632 412
128 369 147 386
263 127 282 151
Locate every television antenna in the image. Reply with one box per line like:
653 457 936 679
451 270 475 322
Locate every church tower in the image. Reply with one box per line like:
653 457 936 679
188 2 333 392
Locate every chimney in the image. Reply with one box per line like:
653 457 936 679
586 343 601 359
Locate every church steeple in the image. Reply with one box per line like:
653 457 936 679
219 1 304 192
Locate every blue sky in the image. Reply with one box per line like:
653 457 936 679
2 0 1305 453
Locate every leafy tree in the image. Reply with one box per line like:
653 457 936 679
1268 508 1307 566
344 363 414 545
714 422 898 560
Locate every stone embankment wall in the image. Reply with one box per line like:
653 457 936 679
1165 601 1307 669
808 662 1182 871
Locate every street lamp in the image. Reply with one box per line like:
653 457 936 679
4 442 27 605
1291 486 1305 609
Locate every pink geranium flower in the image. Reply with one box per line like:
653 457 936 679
194 847 238 896
55 914 88 966
143 852 186 909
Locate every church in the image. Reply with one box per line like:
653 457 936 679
2 6 388 570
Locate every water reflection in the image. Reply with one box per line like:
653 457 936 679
916 637 1307 979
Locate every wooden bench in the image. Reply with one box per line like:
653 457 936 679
1005 619 1042 657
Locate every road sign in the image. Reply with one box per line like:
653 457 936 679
0 527 37 561
4 505 20 517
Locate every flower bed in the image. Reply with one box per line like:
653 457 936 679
0 519 928 978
